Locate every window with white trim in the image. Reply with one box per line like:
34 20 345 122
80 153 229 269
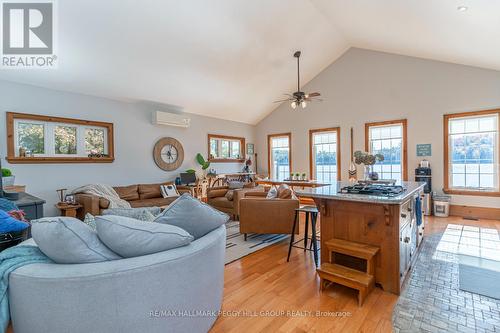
366 121 406 182
446 113 499 191
310 129 339 183
269 134 291 181
14 119 108 157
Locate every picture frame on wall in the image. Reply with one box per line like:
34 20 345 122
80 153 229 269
247 143 254 155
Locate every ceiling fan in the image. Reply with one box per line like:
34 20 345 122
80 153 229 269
274 51 322 109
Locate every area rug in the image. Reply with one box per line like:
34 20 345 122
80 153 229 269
392 225 500 332
224 221 288 264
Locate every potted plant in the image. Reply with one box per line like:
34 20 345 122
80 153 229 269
289 172 294 180
301 173 307 181
1 168 15 186
295 172 301 181
195 153 211 179
353 151 384 180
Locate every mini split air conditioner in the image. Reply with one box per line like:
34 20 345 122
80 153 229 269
152 111 190 128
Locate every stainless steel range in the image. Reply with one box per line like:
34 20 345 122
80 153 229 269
340 180 406 197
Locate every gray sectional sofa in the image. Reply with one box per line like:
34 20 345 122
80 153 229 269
8 225 226 333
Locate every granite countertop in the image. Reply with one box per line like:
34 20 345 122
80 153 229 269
295 181 426 204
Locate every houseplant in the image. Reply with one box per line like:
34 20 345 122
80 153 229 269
1 168 15 186
353 151 384 180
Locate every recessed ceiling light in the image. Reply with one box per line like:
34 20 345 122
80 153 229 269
457 6 468 12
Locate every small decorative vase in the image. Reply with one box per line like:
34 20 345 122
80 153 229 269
364 166 371 181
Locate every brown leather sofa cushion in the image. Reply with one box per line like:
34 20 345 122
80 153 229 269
209 197 233 209
138 183 170 199
113 185 139 201
129 197 177 208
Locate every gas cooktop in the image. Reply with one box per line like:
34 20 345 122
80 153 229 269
340 182 406 197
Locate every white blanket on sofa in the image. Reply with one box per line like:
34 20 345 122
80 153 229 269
71 184 131 209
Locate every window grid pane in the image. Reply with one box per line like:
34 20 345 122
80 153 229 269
368 124 403 181
17 122 45 154
449 114 498 190
312 131 338 183
271 136 290 181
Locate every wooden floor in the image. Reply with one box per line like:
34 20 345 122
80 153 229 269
6 216 500 333
210 215 500 333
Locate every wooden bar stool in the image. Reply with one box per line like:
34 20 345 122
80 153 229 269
287 205 319 267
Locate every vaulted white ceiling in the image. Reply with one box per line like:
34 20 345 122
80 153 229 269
1 0 499 124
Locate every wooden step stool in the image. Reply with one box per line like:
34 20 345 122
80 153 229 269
317 238 379 306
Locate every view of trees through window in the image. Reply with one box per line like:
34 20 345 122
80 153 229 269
55 126 77 154
85 128 105 154
209 136 243 160
368 124 404 182
15 120 107 157
17 122 45 154
448 115 498 189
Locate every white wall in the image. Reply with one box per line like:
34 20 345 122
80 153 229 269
0 81 255 216
256 48 500 209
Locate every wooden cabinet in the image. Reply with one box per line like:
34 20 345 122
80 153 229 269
315 189 424 295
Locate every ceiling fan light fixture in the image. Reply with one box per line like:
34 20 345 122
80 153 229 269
291 101 297 109
301 101 307 109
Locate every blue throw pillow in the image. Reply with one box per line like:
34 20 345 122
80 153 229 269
32 217 121 264
0 210 29 233
154 193 229 239
96 215 193 258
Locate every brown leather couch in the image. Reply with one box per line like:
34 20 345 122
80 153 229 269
239 186 300 240
206 185 264 220
74 182 191 220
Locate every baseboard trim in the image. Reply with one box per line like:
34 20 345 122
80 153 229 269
450 205 500 220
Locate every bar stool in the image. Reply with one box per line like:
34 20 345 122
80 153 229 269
287 205 319 267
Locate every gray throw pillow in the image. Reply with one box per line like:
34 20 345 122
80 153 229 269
96 215 193 258
102 207 159 221
154 193 229 239
228 181 244 189
31 217 121 264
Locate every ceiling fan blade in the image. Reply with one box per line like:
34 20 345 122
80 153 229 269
306 92 321 98
273 98 293 103
304 97 323 102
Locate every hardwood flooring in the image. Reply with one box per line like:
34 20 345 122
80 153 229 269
6 215 500 333
210 215 500 333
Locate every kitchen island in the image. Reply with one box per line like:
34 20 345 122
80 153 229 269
295 181 425 295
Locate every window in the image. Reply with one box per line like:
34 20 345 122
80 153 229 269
365 120 407 182
309 128 340 183
7 112 114 163
268 133 291 181
444 110 500 195
207 134 245 162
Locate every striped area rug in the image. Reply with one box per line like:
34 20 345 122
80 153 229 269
225 221 289 264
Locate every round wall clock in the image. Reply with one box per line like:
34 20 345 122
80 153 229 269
153 137 184 171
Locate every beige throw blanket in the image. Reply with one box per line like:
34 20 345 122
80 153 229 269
71 184 131 208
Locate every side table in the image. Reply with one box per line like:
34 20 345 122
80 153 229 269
55 203 82 218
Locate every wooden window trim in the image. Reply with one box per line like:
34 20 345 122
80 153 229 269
207 134 245 163
443 109 500 197
267 132 292 179
6 112 114 164
309 127 341 181
365 119 408 181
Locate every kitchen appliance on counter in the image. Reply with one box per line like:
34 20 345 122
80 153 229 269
415 165 432 216
340 182 406 197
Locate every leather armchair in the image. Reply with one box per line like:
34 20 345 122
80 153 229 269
239 191 299 240
206 186 262 219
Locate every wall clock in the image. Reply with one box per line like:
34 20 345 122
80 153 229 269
153 137 184 171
